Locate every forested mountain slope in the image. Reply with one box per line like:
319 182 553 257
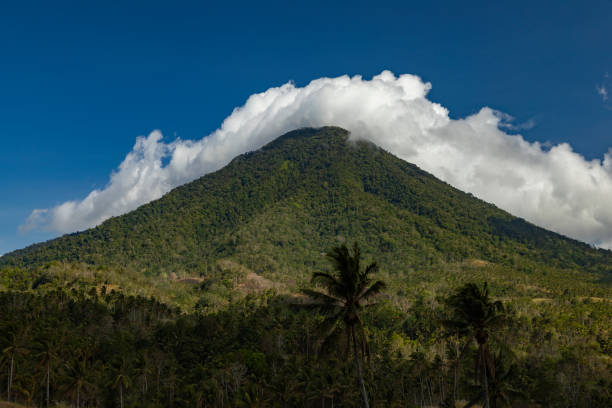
2 127 611 281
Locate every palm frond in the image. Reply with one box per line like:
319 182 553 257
311 272 340 287
300 289 342 306
358 280 386 302
311 272 349 300
315 313 344 355
317 314 342 339
363 262 378 278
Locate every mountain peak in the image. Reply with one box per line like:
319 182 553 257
260 126 353 152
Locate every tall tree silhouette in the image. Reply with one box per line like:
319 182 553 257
64 357 93 408
445 282 505 408
110 357 132 408
302 243 386 408
33 331 61 408
2 327 30 402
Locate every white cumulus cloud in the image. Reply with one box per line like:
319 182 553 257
21 71 612 249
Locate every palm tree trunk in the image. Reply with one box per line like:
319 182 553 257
157 366 160 396
6 361 9 401
120 382 124 408
77 384 80 408
8 355 14 402
419 377 425 407
482 348 490 408
427 377 433 407
46 361 50 408
453 362 458 402
351 327 369 408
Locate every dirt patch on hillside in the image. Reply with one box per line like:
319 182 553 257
168 272 205 285
96 283 120 294
466 259 490 267
237 272 282 293
577 296 612 303
216 259 284 294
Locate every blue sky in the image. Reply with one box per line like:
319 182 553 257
1 1 612 255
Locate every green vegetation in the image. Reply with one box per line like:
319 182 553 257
444 282 506 408
0 127 611 406
1 279 610 407
302 243 386 408
2 127 611 280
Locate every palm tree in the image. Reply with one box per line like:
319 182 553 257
33 329 63 408
463 350 523 408
64 357 95 408
2 327 30 402
302 243 386 408
110 357 132 408
445 282 505 408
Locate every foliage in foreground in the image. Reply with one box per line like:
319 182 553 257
1 283 611 407
302 243 387 408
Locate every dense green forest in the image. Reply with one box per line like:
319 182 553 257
1 257 611 407
1 127 611 407
2 127 611 278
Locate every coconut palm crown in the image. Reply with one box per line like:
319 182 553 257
445 281 506 408
302 242 386 408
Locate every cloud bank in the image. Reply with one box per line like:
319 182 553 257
21 71 612 249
